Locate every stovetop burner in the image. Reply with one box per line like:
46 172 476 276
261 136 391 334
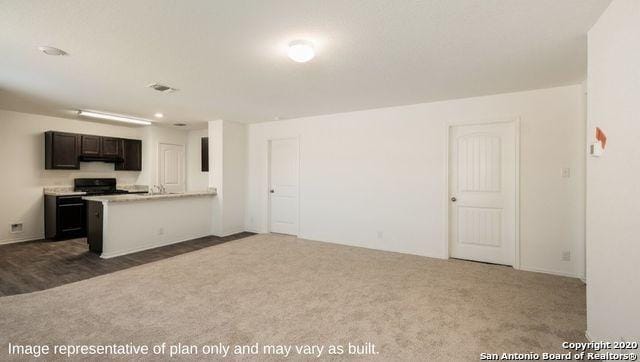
83 190 130 196
74 178 129 196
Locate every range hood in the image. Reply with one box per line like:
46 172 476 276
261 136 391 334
79 155 124 163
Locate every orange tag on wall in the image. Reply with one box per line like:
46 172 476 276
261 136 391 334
596 127 607 149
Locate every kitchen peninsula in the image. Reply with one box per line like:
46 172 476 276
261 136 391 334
84 190 216 258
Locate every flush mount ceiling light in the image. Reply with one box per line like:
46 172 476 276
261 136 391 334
154 112 164 118
38 46 67 56
78 110 152 126
147 83 178 93
287 40 315 63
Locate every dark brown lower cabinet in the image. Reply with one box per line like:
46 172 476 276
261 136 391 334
86 201 103 254
45 195 86 240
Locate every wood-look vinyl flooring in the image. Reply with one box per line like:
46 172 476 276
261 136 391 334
0 232 255 296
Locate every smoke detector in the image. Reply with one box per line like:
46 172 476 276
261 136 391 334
147 83 178 93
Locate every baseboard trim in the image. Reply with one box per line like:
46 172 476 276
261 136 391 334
206 232 583 279
213 229 248 238
0 235 43 245
297 233 447 260
519 265 583 279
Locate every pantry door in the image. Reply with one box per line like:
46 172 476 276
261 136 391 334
159 143 185 193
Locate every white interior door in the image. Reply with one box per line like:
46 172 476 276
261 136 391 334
269 138 299 235
159 143 185 193
449 122 516 265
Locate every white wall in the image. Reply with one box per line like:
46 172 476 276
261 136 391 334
586 0 639 342
208 120 223 236
140 125 188 188
186 128 209 191
221 120 247 235
247 85 586 278
207 120 247 236
0 109 190 244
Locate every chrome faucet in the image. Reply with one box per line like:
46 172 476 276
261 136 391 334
151 185 166 194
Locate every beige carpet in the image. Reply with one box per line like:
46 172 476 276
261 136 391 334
0 234 585 360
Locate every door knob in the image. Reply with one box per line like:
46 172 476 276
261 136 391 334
451 197 457 202
270 189 275 193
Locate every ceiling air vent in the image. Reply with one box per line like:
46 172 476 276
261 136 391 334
147 83 178 93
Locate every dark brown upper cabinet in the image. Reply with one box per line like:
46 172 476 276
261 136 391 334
201 137 209 172
101 137 120 157
81 135 101 156
45 131 142 171
115 139 142 171
45 131 80 169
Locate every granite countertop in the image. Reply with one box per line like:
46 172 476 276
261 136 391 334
82 190 216 203
43 185 149 196
44 190 87 196
43 187 86 196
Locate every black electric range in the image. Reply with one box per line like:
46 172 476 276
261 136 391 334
74 178 130 196
46 178 146 241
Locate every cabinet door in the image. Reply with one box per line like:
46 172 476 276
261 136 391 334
81 135 101 156
101 137 120 157
86 201 103 253
116 139 142 171
51 132 80 169
201 137 209 172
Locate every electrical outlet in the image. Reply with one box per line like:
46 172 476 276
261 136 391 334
10 223 23 233
561 168 571 178
562 251 571 261
158 227 165 236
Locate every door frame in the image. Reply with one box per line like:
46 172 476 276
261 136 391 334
265 136 301 236
443 117 521 269
157 142 186 192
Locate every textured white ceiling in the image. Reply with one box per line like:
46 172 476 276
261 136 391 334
0 0 610 127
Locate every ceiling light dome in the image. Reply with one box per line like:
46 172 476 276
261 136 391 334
287 40 315 63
